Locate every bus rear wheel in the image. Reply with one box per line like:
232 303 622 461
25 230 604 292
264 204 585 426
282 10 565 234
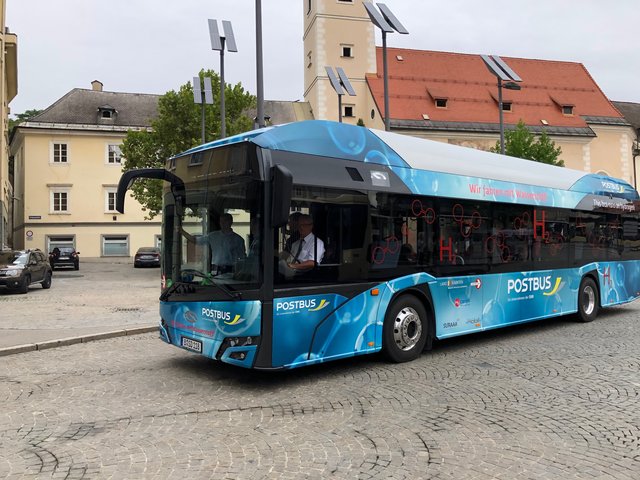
576 277 599 323
383 295 428 363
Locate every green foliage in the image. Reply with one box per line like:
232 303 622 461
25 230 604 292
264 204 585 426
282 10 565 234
9 109 43 132
121 69 255 218
491 120 564 167
356 118 365 127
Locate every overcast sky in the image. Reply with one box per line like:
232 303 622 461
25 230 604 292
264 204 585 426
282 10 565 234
6 0 639 116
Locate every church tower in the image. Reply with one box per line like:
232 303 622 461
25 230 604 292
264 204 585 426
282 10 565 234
303 0 379 125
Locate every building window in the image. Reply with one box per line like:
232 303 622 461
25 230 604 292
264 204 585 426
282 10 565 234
105 188 117 212
344 105 355 117
102 235 129 256
107 144 122 164
50 190 69 213
341 45 353 58
52 143 68 163
562 105 574 115
502 102 512 112
435 98 448 108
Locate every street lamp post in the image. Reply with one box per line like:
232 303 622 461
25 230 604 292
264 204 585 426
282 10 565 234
498 79 521 155
255 0 265 129
208 19 238 139
363 3 408 132
481 55 522 155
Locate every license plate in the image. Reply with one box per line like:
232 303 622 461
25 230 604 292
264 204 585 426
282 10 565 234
60 257 69 260
141 255 152 259
181 336 202 353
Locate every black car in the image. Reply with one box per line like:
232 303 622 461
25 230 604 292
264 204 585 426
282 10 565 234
49 247 80 270
134 247 161 268
0 249 52 294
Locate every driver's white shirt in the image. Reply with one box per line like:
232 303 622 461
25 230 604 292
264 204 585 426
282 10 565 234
289 232 325 264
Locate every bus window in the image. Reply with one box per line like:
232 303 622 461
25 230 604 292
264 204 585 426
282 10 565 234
274 186 369 285
436 199 489 274
489 205 533 271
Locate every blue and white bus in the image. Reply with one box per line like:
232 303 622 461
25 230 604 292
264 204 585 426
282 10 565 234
117 120 640 370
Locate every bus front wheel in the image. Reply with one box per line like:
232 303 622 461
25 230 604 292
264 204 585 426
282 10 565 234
383 295 428 363
577 277 599 323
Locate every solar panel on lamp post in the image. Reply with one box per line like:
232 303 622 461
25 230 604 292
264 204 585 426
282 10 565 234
481 55 522 155
209 19 238 139
193 76 214 144
325 66 356 122
363 3 408 132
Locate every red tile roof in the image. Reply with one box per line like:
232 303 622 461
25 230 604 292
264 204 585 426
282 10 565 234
366 48 623 128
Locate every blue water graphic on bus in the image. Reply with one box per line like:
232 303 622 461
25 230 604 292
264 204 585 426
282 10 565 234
160 300 261 361
252 120 409 168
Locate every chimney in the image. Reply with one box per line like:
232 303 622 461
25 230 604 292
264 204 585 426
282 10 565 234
91 80 103 92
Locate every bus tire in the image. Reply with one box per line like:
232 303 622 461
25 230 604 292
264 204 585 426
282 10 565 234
383 295 428 363
576 277 599 323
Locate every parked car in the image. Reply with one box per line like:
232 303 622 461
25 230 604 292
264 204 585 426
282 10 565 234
0 249 52 294
49 247 80 270
134 247 161 268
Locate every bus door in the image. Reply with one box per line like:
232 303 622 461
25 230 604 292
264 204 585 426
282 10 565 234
271 191 377 368
431 200 488 338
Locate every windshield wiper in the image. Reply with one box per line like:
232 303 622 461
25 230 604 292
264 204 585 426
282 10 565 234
159 281 196 301
212 282 242 300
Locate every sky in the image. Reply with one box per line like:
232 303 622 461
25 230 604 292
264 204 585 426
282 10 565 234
6 0 639 116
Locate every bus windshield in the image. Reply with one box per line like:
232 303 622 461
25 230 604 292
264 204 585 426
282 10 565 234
162 178 263 297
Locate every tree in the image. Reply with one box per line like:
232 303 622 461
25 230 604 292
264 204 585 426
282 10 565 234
9 109 43 132
121 70 255 217
491 120 564 167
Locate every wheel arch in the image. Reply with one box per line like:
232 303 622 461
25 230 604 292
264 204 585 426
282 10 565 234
386 284 436 349
580 269 601 307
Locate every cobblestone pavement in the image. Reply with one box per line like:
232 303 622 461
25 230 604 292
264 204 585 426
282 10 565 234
1 300 639 479
0 262 160 348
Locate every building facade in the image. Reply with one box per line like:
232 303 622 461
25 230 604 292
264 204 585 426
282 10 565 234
10 82 161 258
303 0 637 186
0 0 18 248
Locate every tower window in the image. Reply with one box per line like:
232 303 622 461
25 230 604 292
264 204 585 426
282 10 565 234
435 98 448 108
344 105 354 117
341 45 353 58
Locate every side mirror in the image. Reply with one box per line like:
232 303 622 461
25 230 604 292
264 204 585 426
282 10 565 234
271 165 293 227
116 168 185 213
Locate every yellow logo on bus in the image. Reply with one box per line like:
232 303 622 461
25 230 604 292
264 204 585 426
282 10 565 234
542 277 562 296
309 299 330 312
224 314 244 325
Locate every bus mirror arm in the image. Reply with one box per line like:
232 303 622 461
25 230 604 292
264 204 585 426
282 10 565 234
271 165 293 227
116 168 186 214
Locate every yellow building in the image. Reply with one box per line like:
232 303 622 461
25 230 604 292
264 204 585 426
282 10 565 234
304 0 637 186
0 0 18 248
10 81 162 258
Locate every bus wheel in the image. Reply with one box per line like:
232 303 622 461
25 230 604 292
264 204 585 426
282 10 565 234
577 277 599 323
383 295 428 363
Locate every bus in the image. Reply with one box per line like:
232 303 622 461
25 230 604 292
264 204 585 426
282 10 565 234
117 120 640 370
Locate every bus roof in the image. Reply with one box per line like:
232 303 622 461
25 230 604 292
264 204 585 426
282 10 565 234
179 120 639 202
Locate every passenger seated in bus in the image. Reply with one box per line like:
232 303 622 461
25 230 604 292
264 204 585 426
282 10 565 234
280 214 325 277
